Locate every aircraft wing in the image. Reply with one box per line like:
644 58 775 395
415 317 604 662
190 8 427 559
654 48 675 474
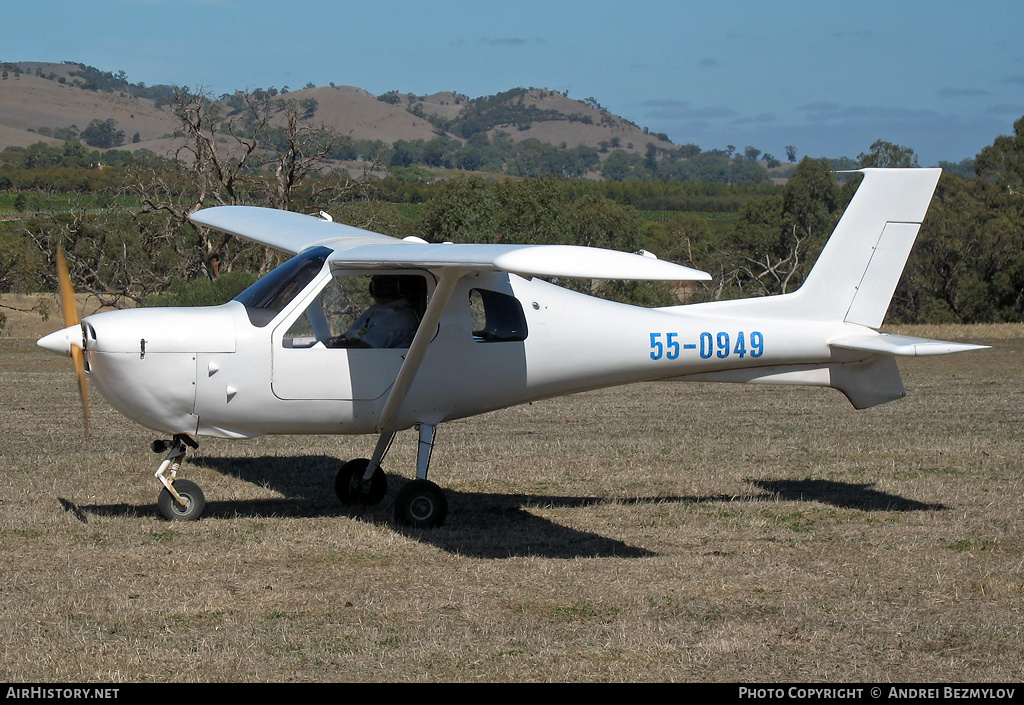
190 205 398 254
326 242 710 281
191 205 712 282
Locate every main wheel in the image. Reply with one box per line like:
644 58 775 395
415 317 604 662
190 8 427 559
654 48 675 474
335 458 388 505
157 479 206 521
394 479 448 528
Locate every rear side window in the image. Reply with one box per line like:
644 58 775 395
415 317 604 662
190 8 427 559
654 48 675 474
469 289 528 342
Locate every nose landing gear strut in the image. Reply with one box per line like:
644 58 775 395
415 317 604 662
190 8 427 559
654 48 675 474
153 434 205 521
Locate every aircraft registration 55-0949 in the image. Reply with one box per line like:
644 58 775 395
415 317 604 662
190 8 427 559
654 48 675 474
38 168 987 527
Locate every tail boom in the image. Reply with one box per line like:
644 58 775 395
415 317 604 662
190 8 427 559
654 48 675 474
674 356 905 409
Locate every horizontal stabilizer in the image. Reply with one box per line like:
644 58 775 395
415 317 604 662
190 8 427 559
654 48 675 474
831 333 989 357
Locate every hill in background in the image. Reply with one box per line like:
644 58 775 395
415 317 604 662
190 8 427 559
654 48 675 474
1 62 679 165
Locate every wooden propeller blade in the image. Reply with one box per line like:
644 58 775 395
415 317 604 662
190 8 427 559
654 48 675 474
56 244 89 437
71 344 89 437
56 244 78 329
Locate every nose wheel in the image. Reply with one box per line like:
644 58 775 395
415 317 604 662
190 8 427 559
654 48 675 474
153 434 206 521
157 479 206 521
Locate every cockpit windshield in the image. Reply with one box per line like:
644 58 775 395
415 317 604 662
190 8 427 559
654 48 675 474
234 246 331 327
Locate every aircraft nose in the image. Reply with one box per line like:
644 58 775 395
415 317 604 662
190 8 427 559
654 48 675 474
37 324 83 357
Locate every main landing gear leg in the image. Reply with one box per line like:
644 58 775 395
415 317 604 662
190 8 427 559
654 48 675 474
394 424 448 528
153 434 205 521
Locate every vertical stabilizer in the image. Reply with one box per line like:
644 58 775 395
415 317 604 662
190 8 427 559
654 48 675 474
794 168 942 327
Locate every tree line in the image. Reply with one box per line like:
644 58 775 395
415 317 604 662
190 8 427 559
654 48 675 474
1 84 1022 329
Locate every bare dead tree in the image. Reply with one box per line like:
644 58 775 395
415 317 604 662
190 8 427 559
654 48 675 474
732 223 806 295
125 87 365 278
262 99 344 212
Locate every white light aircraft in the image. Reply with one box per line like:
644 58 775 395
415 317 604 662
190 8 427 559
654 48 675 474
38 168 987 527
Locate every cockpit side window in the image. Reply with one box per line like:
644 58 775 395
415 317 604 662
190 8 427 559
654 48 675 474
282 272 428 349
234 246 331 327
469 288 528 342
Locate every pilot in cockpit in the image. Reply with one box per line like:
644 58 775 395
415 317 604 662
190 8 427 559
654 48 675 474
328 275 421 349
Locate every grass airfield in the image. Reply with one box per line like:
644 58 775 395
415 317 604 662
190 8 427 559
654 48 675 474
1 325 1021 682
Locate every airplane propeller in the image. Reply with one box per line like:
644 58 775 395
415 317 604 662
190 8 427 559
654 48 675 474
54 243 89 437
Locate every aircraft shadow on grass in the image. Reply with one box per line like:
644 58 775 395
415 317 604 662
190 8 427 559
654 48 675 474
61 456 944 558
749 478 947 512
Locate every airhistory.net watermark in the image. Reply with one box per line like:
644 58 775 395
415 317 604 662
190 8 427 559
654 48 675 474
6 688 119 700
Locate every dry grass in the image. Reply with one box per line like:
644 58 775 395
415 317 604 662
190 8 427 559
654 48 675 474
1 324 1022 682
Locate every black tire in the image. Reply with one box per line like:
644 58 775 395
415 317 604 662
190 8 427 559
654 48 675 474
157 479 206 521
335 458 388 505
394 479 448 528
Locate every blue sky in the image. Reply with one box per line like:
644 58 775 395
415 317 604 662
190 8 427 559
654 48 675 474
4 0 1023 166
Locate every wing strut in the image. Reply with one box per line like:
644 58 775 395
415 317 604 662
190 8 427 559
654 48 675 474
375 268 467 432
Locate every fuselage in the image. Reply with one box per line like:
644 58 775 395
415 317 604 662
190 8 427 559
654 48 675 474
67 257 870 439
